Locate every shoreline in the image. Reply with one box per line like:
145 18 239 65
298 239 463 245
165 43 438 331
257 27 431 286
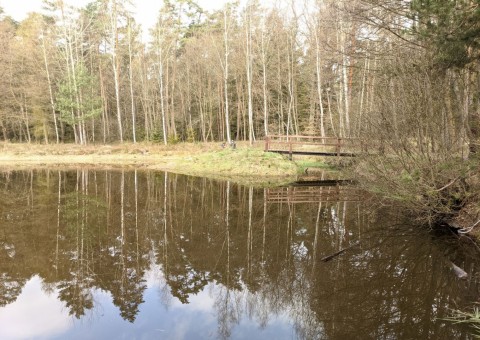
0 142 300 186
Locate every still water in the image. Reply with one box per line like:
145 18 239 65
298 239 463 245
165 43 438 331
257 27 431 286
0 169 478 339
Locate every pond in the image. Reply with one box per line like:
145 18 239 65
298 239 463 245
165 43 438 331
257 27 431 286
0 169 478 339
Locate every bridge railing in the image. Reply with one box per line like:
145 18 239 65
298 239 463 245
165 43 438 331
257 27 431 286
264 135 361 158
266 185 362 203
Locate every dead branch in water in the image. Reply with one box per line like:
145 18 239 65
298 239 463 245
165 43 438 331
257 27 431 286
321 241 360 262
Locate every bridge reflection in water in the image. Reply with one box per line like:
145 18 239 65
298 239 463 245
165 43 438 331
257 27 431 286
0 169 477 340
266 180 362 204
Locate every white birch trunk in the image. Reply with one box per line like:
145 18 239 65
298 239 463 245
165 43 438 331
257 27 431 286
245 6 255 145
224 8 231 144
315 31 325 137
40 33 58 143
159 48 167 145
110 0 123 142
128 19 136 143
261 19 269 138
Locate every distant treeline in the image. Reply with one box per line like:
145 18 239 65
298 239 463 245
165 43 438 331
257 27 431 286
0 0 478 149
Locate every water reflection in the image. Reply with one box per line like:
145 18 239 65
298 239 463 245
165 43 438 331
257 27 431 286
0 169 478 339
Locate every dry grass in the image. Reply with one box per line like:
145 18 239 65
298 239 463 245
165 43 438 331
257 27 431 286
0 141 298 186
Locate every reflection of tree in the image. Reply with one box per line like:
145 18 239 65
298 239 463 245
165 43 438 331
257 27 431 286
111 269 145 323
56 170 106 318
305 221 473 339
215 286 242 340
58 279 93 318
160 172 209 303
167 265 208 304
0 273 24 307
107 171 146 322
0 170 478 338
215 181 240 339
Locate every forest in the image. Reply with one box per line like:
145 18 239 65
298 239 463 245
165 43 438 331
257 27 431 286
1 1 480 334
1 0 480 224
0 0 477 148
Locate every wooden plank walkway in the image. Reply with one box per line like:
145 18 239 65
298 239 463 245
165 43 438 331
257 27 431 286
264 135 359 159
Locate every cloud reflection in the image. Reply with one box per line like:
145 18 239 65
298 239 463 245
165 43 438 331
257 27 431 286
0 276 71 339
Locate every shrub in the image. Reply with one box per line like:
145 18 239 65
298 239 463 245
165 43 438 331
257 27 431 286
186 128 196 143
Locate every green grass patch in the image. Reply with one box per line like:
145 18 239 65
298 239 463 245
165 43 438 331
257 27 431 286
173 147 298 186
443 308 480 337
295 160 336 174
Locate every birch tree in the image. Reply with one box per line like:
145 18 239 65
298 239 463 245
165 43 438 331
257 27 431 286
244 2 255 144
152 5 175 145
223 5 232 144
103 0 124 142
127 17 137 143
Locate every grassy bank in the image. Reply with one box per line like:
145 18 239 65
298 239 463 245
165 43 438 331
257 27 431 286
0 142 302 186
351 152 480 235
173 147 300 186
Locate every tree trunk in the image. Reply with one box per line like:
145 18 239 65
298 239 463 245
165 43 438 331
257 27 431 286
41 34 58 144
110 0 123 142
224 8 232 144
315 31 325 137
245 8 255 145
128 19 137 143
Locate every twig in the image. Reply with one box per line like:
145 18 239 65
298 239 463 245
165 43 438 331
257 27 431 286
321 241 360 262
458 218 480 234
435 177 460 192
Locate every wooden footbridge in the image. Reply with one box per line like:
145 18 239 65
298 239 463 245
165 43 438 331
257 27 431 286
264 135 361 159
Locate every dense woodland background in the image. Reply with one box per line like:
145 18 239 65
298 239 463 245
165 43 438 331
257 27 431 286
0 0 478 151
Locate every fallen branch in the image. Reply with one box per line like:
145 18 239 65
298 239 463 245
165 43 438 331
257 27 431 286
321 241 360 262
434 177 460 192
458 218 480 234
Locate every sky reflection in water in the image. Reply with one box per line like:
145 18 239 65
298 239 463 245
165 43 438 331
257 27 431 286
0 170 478 339
0 271 292 340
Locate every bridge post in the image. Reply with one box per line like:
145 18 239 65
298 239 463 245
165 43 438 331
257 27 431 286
336 138 341 157
289 141 293 160
264 136 270 152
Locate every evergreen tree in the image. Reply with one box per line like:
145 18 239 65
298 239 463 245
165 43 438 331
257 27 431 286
410 0 480 68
